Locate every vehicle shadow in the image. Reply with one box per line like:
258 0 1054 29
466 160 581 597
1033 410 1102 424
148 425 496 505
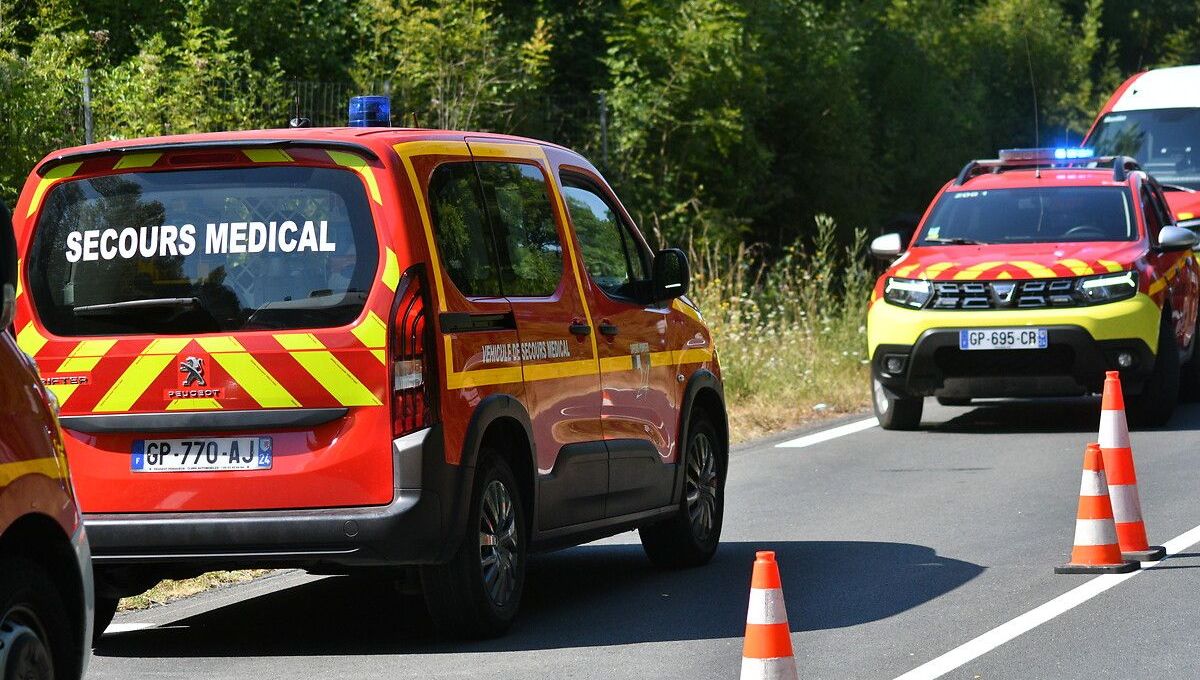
929 398 1200 435
95 540 982 658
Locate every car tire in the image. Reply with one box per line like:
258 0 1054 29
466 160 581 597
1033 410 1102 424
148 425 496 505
1128 317 1180 428
936 396 971 407
873 372 923 430
91 597 119 646
640 414 725 569
420 452 526 639
0 557 82 680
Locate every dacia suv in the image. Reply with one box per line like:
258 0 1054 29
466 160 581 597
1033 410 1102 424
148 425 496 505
868 148 1200 430
0 202 93 678
12 123 728 638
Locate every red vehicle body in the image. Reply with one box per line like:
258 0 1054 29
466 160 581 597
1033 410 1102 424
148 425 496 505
12 128 727 637
0 203 93 677
1085 65 1200 224
867 150 1200 429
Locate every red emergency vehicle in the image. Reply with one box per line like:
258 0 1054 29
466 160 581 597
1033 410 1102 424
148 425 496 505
12 121 727 638
0 202 93 678
868 149 1200 429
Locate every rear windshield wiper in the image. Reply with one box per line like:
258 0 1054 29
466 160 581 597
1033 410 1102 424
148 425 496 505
924 237 985 245
72 297 199 316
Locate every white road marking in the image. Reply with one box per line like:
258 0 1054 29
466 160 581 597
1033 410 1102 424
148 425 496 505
891 522 1200 680
776 418 878 448
103 622 156 634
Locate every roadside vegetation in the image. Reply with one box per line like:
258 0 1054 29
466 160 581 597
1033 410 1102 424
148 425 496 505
118 570 270 611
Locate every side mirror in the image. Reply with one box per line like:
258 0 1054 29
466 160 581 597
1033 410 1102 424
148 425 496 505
652 248 689 302
1157 225 1199 252
0 204 15 330
870 232 905 260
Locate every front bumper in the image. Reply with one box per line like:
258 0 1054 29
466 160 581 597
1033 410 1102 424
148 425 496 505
85 426 464 571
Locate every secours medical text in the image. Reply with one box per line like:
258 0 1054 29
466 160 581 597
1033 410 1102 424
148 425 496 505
64 220 338 263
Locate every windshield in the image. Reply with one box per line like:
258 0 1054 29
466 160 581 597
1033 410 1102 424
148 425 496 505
28 165 379 336
917 187 1136 246
1089 108 1200 188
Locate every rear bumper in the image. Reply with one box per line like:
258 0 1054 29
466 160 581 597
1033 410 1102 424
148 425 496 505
872 325 1155 398
85 426 465 570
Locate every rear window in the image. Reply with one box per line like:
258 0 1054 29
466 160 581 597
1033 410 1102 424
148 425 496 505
28 166 379 336
917 187 1136 245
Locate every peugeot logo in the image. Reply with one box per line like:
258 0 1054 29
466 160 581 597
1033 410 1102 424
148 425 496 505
180 357 206 387
991 282 1017 306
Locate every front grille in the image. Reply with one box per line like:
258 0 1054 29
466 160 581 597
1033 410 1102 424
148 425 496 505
930 278 1080 310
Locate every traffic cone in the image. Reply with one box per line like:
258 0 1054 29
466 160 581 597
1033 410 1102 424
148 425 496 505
741 551 799 680
1056 443 1138 574
1099 371 1166 561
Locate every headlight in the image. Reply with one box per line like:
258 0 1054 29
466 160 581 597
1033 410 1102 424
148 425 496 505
883 277 932 308
1077 270 1138 305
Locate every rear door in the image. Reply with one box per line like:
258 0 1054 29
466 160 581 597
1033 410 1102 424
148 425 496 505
16 148 397 513
466 139 606 530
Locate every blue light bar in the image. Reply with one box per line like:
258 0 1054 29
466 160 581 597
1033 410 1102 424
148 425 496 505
1054 147 1095 160
348 95 391 128
998 147 1096 164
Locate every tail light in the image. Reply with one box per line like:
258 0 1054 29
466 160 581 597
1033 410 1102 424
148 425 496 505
389 264 437 437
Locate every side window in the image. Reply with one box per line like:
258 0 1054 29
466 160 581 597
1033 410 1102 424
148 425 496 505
428 162 501 297
560 175 649 300
476 162 563 297
1141 185 1164 244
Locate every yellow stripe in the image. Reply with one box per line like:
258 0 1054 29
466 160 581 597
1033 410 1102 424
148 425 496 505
57 339 116 373
94 354 175 412
672 299 702 322
113 153 162 169
382 248 401 292
0 457 64 486
952 262 1004 280
1057 259 1094 276
45 384 80 404
352 312 388 365
599 355 632 374
920 262 955 279
16 322 47 357
145 338 190 355
1149 277 1166 296
327 150 382 205
895 264 920 277
524 359 603 381
1097 259 1122 273
274 334 381 406
996 271 1013 279
466 141 546 160
445 366 524 390
244 149 294 163
196 337 301 409
371 349 385 364
1010 261 1057 278
14 260 21 299
27 163 82 218
165 398 223 411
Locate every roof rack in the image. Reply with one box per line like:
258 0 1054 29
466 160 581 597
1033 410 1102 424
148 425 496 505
953 150 1142 186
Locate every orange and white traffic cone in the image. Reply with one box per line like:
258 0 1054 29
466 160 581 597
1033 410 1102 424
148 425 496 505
1056 443 1138 574
1099 371 1165 561
741 551 798 680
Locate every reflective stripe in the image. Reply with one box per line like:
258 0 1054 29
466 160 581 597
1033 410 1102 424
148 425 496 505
113 153 161 169
166 398 222 411
952 262 1005 280
0 457 64 486
16 322 48 357
1098 411 1130 448
1073 518 1119 546
445 366 523 390
243 149 294 163
382 248 401 292
746 589 788 625
52 339 117 406
740 657 799 680
1109 484 1144 523
1011 261 1057 278
1057 259 1094 276
27 162 82 217
1097 259 1123 272
326 150 382 205
93 338 190 412
274 334 381 407
1079 470 1109 497
524 359 602 382
196 337 301 409
921 262 954 279
351 311 388 365
895 264 920 277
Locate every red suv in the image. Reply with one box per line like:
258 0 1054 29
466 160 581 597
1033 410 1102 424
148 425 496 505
13 121 728 637
0 203 93 678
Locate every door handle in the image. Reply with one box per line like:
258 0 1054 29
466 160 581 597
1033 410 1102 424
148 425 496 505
569 323 592 337
599 322 619 337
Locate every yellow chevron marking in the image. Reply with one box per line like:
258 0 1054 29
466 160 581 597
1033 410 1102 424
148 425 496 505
371 349 386 364
16 322 47 357
920 262 955 279
952 262 1004 280
1011 261 1058 278
382 248 401 292
1057 259 1094 276
996 271 1013 279
1097 259 1123 273
113 153 162 169
27 163 82 218
95 355 174 412
895 264 920 277
244 149 294 163
352 312 388 365
53 339 117 407
196 337 301 409
0 457 64 486
45 384 80 404
327 150 382 205
274 334 381 406
166 398 223 411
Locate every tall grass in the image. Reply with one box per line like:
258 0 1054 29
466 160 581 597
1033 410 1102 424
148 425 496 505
689 216 874 442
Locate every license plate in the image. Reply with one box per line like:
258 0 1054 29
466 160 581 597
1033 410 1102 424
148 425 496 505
131 437 273 473
959 328 1048 351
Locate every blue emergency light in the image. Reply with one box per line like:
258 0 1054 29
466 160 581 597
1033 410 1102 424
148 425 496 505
348 95 392 127
998 147 1096 164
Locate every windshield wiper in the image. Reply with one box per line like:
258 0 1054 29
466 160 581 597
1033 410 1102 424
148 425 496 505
72 297 200 316
924 237 985 245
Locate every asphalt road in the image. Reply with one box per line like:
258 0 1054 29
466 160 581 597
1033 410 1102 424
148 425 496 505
88 399 1200 679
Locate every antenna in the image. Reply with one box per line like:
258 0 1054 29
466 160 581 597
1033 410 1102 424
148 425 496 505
1023 32 1041 178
